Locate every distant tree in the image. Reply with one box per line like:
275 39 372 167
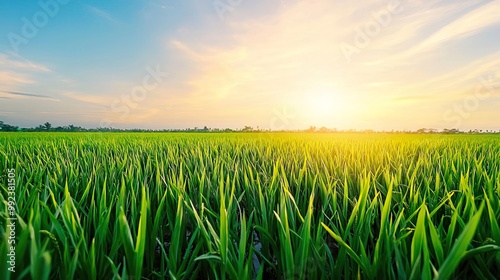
43 122 52 131
306 126 316 133
318 126 330 133
443 128 460 134
242 126 253 132
0 121 19 132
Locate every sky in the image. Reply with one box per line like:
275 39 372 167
0 0 499 131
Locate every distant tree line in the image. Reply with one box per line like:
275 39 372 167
1 121 499 134
0 121 87 132
0 121 20 131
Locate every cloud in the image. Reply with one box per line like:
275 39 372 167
147 0 173 10
392 94 434 102
160 0 500 130
0 90 60 102
37 111 97 116
85 5 120 24
0 52 50 72
2 0 498 130
0 71 35 86
0 53 51 88
169 2 347 91
367 0 500 65
413 0 500 53
358 0 483 54
61 92 111 106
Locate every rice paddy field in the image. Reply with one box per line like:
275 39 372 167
1 132 500 279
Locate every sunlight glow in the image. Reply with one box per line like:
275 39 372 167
311 94 335 116
301 89 344 126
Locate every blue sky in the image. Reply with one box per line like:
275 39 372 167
1 0 499 130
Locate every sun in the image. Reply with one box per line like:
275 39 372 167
294 86 353 127
307 92 338 121
311 94 335 116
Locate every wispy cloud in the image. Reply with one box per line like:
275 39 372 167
0 90 60 102
0 71 35 86
147 0 173 10
0 53 51 88
0 53 50 72
37 111 98 116
85 5 120 24
412 0 500 54
367 0 500 65
1 0 498 129
159 0 500 129
61 92 110 106
393 94 434 102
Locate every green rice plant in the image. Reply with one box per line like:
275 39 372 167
0 132 499 279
